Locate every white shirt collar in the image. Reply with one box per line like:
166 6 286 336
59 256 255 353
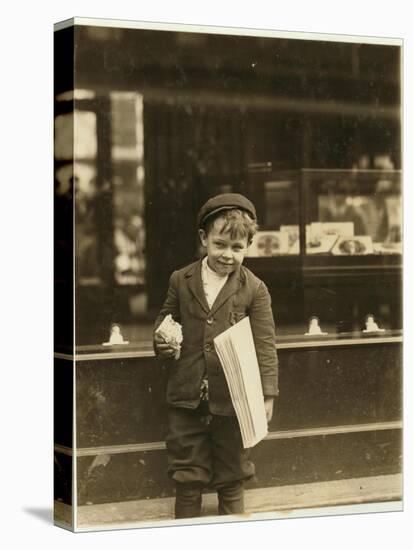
201 256 229 309
202 255 228 280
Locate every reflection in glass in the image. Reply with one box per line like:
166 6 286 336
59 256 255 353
306 171 401 255
74 162 100 284
111 92 146 285
246 171 300 256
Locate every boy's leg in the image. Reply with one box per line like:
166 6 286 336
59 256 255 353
217 480 245 515
174 481 203 519
166 404 212 519
210 414 255 515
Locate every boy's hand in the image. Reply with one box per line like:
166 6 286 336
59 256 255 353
154 332 177 358
264 397 274 423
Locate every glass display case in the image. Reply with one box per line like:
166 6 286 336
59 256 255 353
302 169 401 258
246 167 401 260
244 167 402 335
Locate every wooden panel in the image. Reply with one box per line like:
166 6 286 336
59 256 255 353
76 429 401 505
274 342 402 431
76 357 168 447
76 341 401 447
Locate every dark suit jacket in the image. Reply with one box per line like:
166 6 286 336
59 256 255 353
154 259 279 415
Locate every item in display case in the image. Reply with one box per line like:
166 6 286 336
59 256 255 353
280 225 300 254
287 222 346 255
385 197 401 230
305 316 328 336
102 323 130 346
318 193 368 235
376 196 402 254
306 235 338 254
318 222 354 237
373 154 394 170
373 241 402 255
363 314 385 333
306 223 339 254
331 236 373 255
247 230 289 256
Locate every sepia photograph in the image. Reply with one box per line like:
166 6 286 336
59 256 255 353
53 16 403 532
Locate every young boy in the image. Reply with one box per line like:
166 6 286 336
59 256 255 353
153 193 279 519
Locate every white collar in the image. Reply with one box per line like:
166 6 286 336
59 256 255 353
202 256 228 281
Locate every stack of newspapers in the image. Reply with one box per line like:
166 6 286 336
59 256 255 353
214 317 268 448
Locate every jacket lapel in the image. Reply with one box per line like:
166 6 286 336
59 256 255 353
185 259 210 314
209 268 242 316
185 259 244 316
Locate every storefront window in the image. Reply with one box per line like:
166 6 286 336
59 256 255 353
111 92 146 286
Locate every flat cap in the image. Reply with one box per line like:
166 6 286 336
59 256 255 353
197 193 257 228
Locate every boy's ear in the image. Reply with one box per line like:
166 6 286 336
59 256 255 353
199 229 207 247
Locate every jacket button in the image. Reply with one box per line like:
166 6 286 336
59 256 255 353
204 343 212 352
206 317 213 325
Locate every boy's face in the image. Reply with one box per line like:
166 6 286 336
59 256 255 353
199 218 249 276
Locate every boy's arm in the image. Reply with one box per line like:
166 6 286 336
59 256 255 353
153 271 180 357
154 271 180 329
249 281 279 399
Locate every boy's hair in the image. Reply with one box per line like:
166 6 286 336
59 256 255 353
203 208 258 243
